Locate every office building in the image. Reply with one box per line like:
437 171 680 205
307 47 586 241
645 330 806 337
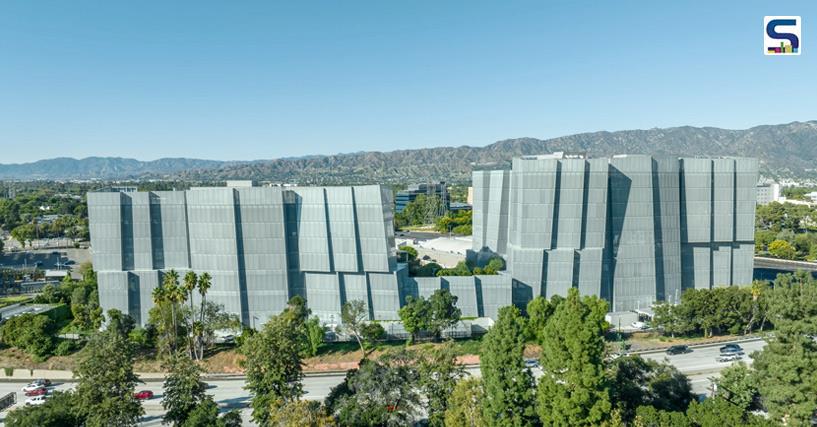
756 182 781 205
471 153 758 312
88 183 402 325
394 182 450 213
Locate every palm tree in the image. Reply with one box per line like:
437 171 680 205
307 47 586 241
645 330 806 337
197 273 212 324
152 285 170 351
162 270 182 351
183 271 198 314
182 271 198 356
194 272 212 360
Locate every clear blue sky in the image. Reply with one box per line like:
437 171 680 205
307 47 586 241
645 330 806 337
0 1 814 163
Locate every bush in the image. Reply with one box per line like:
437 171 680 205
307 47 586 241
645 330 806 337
45 303 72 325
128 326 156 350
53 340 79 356
0 313 54 359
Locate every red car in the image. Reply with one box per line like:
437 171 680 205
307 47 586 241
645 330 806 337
133 390 154 400
24 387 47 397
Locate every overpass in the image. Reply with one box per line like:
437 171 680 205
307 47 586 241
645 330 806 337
754 256 817 272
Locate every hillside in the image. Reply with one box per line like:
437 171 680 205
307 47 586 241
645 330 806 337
176 121 817 184
0 157 234 180
2 121 816 183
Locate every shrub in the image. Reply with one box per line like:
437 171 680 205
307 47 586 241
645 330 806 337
54 340 78 356
45 303 72 325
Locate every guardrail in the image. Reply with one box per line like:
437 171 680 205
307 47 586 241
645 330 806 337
0 392 16 412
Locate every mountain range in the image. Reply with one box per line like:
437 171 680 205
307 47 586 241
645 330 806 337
2 121 816 183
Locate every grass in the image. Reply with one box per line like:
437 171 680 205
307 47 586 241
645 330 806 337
399 225 439 232
0 295 33 309
623 331 759 351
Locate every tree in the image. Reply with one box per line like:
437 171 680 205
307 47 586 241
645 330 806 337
11 223 36 246
752 271 817 425
608 356 694 422
304 316 326 357
633 406 691 427
268 400 337 427
444 377 486 427
78 261 96 283
399 290 461 342
480 305 536 426
399 245 418 260
241 307 304 425
162 352 208 426
359 322 385 349
398 296 431 343
525 295 561 342
685 397 776 427
713 362 759 413
768 239 797 259
193 272 213 360
427 289 462 339
183 271 198 356
181 397 242 427
340 300 379 357
537 288 611 426
75 314 143 427
331 349 423 426
418 342 465 426
5 391 84 427
152 274 178 354
0 313 54 360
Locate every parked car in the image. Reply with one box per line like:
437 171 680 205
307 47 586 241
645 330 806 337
631 321 648 330
134 390 154 400
524 359 540 369
719 344 744 354
666 345 692 355
717 353 743 363
25 395 47 406
24 387 47 397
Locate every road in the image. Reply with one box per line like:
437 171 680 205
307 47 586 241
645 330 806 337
0 339 767 426
0 304 54 320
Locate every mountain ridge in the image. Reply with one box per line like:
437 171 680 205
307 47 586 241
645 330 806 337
2 121 816 182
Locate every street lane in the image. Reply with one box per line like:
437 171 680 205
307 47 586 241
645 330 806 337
640 338 765 374
0 339 767 426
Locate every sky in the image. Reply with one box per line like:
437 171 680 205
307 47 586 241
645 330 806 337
0 1 815 163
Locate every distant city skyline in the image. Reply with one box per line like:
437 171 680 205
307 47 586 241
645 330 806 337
1 1 815 163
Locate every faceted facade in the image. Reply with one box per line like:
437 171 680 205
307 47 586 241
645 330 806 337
472 154 758 312
88 185 399 325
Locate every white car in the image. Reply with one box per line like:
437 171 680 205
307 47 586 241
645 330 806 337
631 321 648 330
25 395 46 406
717 353 743 363
22 383 43 393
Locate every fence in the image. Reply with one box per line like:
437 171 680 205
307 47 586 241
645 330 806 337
0 392 16 412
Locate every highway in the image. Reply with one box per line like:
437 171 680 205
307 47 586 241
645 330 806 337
0 338 767 426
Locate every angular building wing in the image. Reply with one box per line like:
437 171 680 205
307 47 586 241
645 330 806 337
472 154 758 312
88 184 398 325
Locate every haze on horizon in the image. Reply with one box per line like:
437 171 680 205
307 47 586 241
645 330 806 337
1 0 815 163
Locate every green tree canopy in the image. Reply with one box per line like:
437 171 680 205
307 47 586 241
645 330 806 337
444 377 486 427
537 288 611 426
480 305 536 426
74 312 143 427
608 356 694 422
162 352 208 426
240 306 305 425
